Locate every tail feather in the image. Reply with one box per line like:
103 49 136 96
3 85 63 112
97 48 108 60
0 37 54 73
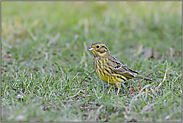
135 75 152 81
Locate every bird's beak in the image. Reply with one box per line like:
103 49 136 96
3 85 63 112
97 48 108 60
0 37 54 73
87 46 94 51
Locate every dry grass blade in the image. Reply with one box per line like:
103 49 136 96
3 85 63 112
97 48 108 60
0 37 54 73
143 47 152 59
155 67 169 91
132 44 143 57
69 90 85 98
150 87 157 96
47 33 61 47
129 84 151 110
141 102 158 113
95 105 103 120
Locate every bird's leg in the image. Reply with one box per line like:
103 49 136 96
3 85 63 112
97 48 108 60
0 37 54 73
115 83 121 96
107 85 113 94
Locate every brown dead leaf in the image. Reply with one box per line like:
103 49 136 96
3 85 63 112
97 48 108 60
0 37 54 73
127 85 146 97
3 54 12 59
166 47 182 57
143 47 152 59
151 50 159 59
133 46 160 60
173 50 182 57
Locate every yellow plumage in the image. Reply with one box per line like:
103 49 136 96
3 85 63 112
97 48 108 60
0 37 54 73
88 42 152 96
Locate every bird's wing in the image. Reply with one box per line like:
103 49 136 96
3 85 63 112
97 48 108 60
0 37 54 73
107 55 139 79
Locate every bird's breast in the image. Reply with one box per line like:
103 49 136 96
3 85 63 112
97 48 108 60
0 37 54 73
93 58 127 85
93 58 116 85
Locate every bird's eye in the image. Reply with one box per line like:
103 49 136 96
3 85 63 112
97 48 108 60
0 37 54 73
96 45 100 48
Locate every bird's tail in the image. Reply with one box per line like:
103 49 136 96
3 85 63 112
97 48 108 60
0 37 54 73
135 75 153 81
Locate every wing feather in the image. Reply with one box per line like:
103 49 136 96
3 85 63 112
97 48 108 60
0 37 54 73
107 55 139 79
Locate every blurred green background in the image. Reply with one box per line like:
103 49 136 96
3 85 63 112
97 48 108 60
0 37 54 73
1 1 182 122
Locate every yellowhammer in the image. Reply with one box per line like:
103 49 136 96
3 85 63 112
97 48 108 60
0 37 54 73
87 42 152 96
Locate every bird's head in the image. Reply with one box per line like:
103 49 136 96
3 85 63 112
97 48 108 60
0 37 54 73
87 42 110 58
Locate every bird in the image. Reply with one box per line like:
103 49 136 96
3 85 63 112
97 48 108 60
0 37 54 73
87 42 152 96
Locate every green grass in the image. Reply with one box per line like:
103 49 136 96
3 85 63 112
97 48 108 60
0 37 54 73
1 1 182 122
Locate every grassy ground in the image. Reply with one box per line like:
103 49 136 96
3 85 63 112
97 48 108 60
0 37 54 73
1 1 182 122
